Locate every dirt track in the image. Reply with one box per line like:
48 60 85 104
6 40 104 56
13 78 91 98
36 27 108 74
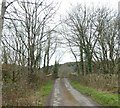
50 78 101 107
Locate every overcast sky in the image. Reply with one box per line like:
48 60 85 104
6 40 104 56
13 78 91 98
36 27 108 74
0 0 120 65
57 0 119 14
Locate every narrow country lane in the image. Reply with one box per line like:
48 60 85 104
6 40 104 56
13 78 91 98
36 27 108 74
50 78 101 107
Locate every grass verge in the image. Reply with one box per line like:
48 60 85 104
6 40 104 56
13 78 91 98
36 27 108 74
70 80 119 107
36 80 53 106
41 80 53 97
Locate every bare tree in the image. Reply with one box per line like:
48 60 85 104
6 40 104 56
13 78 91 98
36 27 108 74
43 29 58 74
62 4 118 75
93 7 118 73
2 0 59 81
62 5 98 75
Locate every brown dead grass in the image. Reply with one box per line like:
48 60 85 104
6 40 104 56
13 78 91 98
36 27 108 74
2 64 52 106
70 73 118 93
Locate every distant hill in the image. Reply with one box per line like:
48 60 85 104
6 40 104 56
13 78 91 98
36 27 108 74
58 62 78 77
